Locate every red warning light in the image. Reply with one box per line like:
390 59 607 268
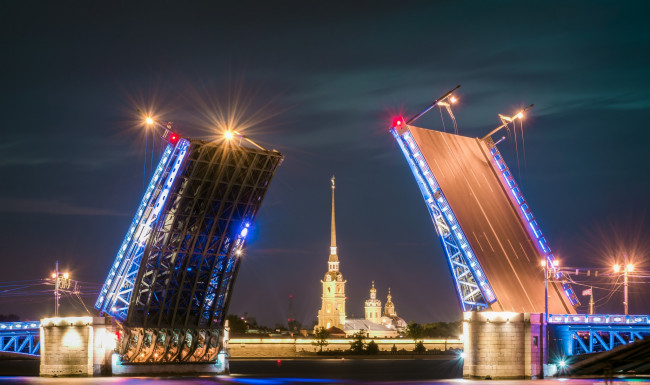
392 117 405 128
169 132 180 144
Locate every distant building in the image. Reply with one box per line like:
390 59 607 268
316 176 346 330
364 281 382 324
379 288 407 333
345 282 399 338
316 177 405 338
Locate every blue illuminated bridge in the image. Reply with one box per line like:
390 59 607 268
2 99 649 362
389 91 650 357
0 127 284 363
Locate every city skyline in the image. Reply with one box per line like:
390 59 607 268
1 2 650 327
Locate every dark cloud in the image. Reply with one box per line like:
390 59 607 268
0 198 127 217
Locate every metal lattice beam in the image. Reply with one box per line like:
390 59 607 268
95 136 283 363
0 322 40 357
549 314 650 356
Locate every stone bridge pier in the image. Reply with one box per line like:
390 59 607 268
462 311 545 379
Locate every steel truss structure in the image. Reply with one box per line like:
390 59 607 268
549 314 650 356
392 127 495 311
95 135 283 363
0 322 40 356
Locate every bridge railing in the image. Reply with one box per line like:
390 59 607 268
0 321 41 356
549 313 650 325
548 314 650 356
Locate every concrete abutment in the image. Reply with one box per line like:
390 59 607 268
462 311 545 379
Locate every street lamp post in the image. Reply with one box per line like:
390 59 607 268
540 258 559 378
613 256 634 315
540 258 549 378
54 261 59 317
51 261 71 317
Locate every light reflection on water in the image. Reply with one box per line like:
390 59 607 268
1 359 647 385
224 378 341 385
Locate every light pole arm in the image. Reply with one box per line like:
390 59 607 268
481 104 534 141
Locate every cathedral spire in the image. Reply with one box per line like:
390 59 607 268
329 176 338 263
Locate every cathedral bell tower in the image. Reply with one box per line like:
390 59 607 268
364 281 382 324
317 176 347 330
384 288 396 317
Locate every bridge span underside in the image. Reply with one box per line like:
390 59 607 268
406 126 575 314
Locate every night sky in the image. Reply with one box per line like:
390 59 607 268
2 1 650 327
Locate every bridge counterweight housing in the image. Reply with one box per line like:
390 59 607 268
95 137 283 364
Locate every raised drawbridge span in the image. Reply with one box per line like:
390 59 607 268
391 113 578 313
92 125 283 364
390 88 650 360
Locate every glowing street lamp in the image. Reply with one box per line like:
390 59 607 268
51 261 71 317
613 257 635 315
481 104 534 141
145 117 154 125
224 131 234 141
540 257 552 378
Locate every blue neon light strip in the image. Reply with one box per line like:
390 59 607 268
549 314 650 325
0 322 40 331
392 128 496 304
103 139 191 320
0 321 40 357
95 144 175 310
487 145 580 306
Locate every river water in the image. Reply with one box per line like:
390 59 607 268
0 358 644 384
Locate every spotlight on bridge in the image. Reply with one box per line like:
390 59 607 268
450 96 457 104
145 117 154 125
613 264 621 273
224 131 234 140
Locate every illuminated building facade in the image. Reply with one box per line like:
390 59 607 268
317 176 347 330
95 131 283 363
364 281 381 324
315 178 404 337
